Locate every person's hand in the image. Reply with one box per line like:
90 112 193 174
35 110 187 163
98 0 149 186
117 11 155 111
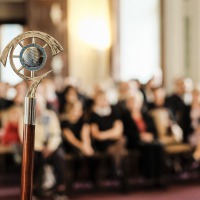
140 132 154 143
193 150 200 161
111 131 122 140
42 147 53 158
81 143 94 156
193 145 200 161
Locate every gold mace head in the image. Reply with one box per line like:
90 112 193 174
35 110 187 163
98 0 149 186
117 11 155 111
0 31 63 97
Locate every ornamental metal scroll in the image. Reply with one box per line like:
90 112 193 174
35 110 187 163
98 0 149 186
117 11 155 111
0 31 63 97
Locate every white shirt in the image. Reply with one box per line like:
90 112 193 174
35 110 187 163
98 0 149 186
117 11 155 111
19 109 61 152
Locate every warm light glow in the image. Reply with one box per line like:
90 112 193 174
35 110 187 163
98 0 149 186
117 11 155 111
78 17 111 50
68 0 111 50
68 0 111 85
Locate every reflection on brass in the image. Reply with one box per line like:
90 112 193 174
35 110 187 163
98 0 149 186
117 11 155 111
24 97 36 125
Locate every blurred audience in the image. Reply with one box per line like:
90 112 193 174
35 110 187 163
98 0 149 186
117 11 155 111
0 75 199 196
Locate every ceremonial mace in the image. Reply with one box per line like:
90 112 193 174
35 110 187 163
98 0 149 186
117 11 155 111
0 31 63 200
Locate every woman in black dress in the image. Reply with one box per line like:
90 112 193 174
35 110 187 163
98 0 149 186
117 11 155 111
61 101 94 192
123 91 165 185
90 90 126 176
61 100 94 156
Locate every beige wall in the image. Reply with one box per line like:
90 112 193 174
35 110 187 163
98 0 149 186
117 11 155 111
163 0 185 92
163 0 200 91
67 0 111 86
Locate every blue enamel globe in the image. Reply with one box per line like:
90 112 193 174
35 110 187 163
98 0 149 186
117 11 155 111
20 43 47 71
22 47 43 68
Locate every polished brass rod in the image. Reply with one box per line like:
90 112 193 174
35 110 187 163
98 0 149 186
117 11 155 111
18 66 24 72
43 43 48 48
19 42 24 48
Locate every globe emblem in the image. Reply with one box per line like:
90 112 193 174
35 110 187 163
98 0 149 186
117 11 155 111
22 47 44 68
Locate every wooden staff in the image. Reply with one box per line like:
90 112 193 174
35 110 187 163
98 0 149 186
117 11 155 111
21 97 36 200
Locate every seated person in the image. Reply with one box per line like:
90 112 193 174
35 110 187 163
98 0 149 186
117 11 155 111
90 90 126 176
189 89 200 160
1 105 23 164
149 87 183 145
61 101 94 188
2 106 22 146
61 101 94 156
19 95 66 199
122 91 164 184
166 78 192 142
149 87 192 173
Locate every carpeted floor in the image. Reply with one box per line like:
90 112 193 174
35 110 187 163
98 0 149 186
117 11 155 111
1 183 200 200
75 184 200 200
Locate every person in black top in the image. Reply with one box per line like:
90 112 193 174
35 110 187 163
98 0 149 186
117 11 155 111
122 91 165 184
90 90 126 175
165 79 185 122
60 100 94 192
61 101 94 156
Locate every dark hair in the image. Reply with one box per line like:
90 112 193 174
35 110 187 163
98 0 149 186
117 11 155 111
59 85 78 113
63 85 78 98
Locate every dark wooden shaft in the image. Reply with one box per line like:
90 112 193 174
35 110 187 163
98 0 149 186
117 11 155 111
21 124 35 200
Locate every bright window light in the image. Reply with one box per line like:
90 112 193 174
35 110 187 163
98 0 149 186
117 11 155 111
0 24 23 85
119 0 160 83
78 17 111 50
